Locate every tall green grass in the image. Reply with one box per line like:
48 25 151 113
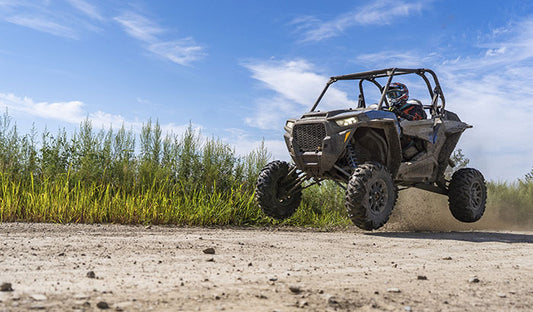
0 113 348 226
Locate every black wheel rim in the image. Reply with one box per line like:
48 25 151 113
368 179 388 214
470 181 483 208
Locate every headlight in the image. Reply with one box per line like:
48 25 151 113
285 120 295 129
335 116 358 127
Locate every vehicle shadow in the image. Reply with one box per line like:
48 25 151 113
366 231 533 244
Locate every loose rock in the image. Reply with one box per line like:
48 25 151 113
203 247 215 255
327 295 339 305
468 277 480 283
96 301 109 309
87 271 96 278
289 285 301 294
417 275 428 280
387 288 401 293
30 294 47 301
0 283 13 292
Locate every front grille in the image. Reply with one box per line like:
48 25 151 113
293 123 326 152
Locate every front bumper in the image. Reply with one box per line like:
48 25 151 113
284 119 350 178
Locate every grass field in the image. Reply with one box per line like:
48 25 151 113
0 113 531 227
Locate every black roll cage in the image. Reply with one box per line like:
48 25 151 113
310 68 446 117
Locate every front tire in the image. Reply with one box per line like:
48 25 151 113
448 168 486 222
345 162 397 230
256 161 302 220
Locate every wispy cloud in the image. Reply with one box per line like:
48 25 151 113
65 0 104 21
293 0 428 42
243 59 351 129
148 38 206 66
0 1 105 39
6 15 77 39
114 11 206 66
114 11 162 42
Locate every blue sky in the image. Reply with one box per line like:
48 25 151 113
1 0 532 181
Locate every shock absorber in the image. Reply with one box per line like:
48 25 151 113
346 143 358 168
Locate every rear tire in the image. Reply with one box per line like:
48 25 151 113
448 168 486 222
256 161 302 220
345 162 397 230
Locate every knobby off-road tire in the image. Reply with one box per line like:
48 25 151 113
448 168 486 222
256 161 302 220
345 162 397 230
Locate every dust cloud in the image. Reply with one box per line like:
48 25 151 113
383 188 533 232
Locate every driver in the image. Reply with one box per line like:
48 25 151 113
386 82 426 121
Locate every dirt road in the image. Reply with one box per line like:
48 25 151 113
1 223 532 312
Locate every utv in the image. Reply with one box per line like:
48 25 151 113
256 68 486 230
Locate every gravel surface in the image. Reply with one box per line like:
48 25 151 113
1 223 532 311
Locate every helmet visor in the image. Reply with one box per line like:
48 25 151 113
386 90 403 100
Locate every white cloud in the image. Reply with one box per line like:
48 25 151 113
148 38 206 66
0 92 85 123
243 59 352 129
114 11 162 42
0 92 196 138
114 10 206 66
293 0 428 42
6 15 77 39
0 1 107 38
65 0 103 21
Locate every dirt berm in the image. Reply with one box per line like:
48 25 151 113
1 221 532 312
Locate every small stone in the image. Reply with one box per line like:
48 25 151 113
29 304 47 310
87 271 96 278
404 306 412 311
289 285 301 294
96 301 109 309
206 258 215 262
0 283 13 292
327 296 339 305
442 256 453 260
417 275 428 280
30 294 47 301
269 277 278 282
298 300 308 308
248 262 253 267
58 252 65 256
255 294 267 299
468 277 480 283
73 293 89 300
387 288 401 293
497 293 507 298
203 247 215 255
